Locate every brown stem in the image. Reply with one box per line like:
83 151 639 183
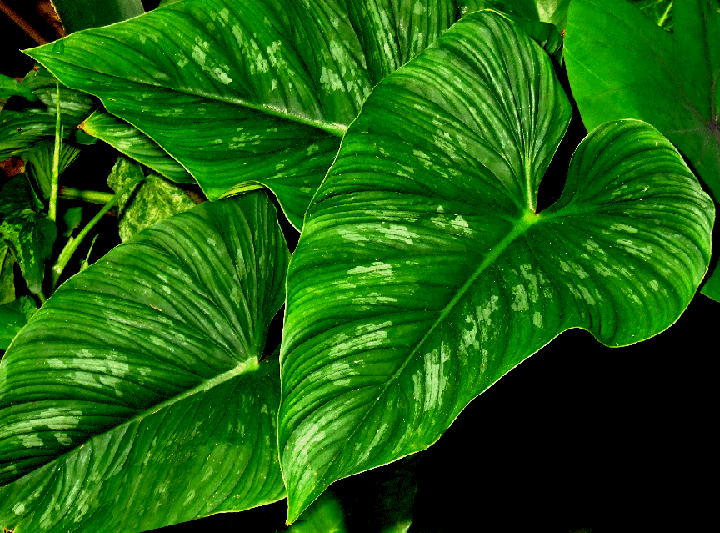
0 0 49 44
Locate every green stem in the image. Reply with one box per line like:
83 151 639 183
59 187 115 204
657 2 672 28
48 83 62 223
51 175 144 291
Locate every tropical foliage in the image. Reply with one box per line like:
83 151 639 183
0 0 716 531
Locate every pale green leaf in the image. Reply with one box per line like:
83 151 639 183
107 156 197 242
279 10 714 521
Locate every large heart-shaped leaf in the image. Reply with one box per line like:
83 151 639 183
25 0 459 228
279 10 714 521
564 0 720 299
0 191 289 532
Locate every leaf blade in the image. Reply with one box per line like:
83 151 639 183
279 10 713 522
0 191 289 531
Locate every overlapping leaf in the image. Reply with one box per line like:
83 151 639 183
564 0 720 299
107 156 196 242
80 110 195 184
26 0 460 228
0 67 95 160
0 176 56 296
0 191 289 532
279 10 714 521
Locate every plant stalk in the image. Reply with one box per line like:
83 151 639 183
48 83 62 223
59 187 115 204
51 175 144 291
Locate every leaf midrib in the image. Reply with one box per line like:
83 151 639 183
332 208 541 466
9 358 260 485
26 53 348 138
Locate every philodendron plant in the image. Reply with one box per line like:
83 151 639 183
0 0 716 531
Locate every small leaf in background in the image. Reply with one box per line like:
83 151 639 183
460 0 571 31
0 297 37 351
0 66 96 161
279 10 713 521
564 0 720 300
107 156 197 242
80 110 195 184
0 74 38 102
61 206 82 237
0 191 289 532
0 246 15 305
52 0 145 33
629 0 674 30
23 139 81 200
286 490 347 533
0 175 56 295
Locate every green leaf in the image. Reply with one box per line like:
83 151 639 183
107 156 197 242
0 67 96 161
460 0 571 31
80 110 195 184
288 490 347 533
25 0 460 228
52 0 145 33
0 176 57 295
0 297 37 351
628 0 674 30
0 246 14 305
0 190 289 532
24 139 81 200
564 0 720 299
279 10 714 521
0 74 38 102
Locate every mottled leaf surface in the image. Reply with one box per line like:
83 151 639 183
107 157 196 242
0 176 57 295
0 191 289 532
26 0 460 228
80 110 195 184
564 0 720 299
280 10 714 521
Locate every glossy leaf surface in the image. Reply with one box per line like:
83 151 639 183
280 10 714 521
26 0 460 228
0 191 289 532
80 110 195 184
564 0 720 299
